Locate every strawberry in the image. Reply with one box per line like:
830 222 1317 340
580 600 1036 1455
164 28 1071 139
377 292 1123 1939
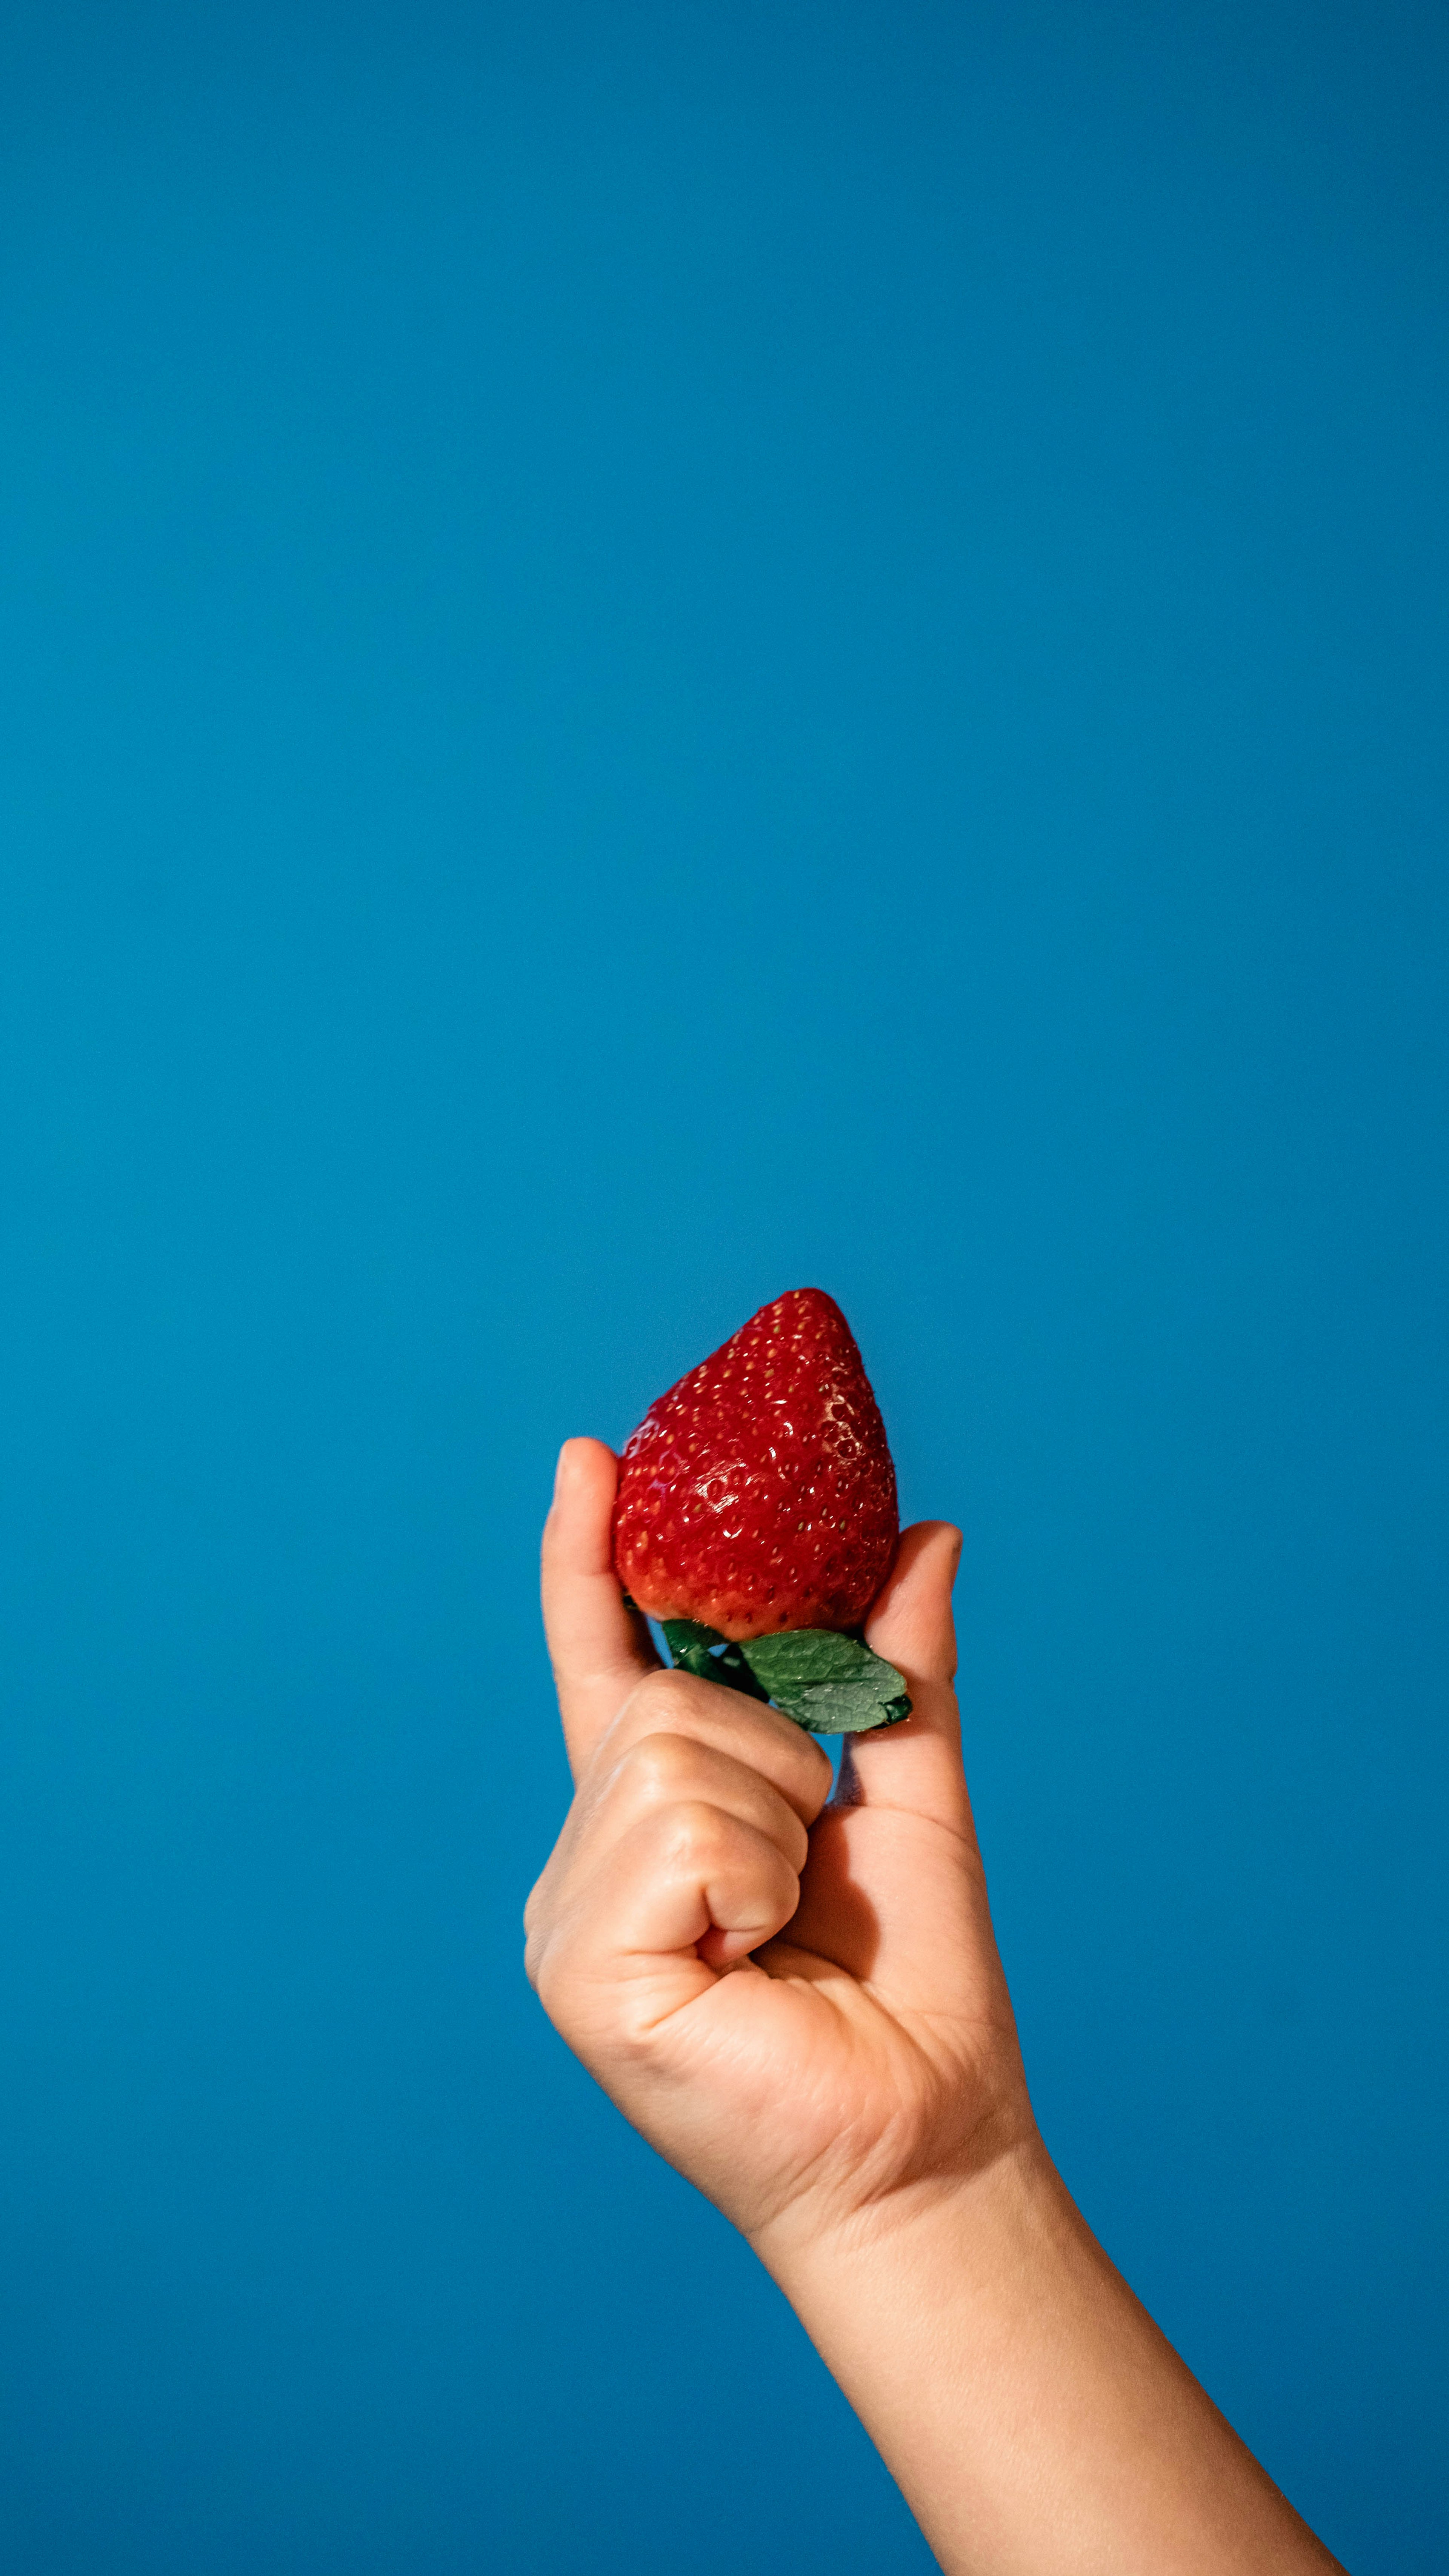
612 1288 899 1642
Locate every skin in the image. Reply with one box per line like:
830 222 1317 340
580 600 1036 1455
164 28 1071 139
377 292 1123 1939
526 1438 1347 2576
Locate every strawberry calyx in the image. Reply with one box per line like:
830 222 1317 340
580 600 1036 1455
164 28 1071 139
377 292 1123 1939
661 1618 911 1735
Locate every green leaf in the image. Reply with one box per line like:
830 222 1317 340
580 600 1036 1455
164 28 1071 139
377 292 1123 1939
661 1620 771 1701
661 1618 726 1651
779 1678 912 1735
740 1628 906 1705
740 1628 911 1734
661 1619 909 1734
739 1629 874 1691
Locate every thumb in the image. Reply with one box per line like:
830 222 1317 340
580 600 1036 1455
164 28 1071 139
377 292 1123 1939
841 1522 973 1833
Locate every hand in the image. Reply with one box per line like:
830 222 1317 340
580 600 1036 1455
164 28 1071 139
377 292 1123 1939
525 1437 1035 2256
527 1440 1346 2574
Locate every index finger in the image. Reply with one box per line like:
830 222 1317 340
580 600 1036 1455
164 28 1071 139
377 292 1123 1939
541 1437 660 1773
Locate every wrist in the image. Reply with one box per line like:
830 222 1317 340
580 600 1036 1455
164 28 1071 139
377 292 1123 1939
749 2119 1071 2320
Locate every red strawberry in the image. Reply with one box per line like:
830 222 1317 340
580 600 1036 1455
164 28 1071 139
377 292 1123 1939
612 1289 899 1641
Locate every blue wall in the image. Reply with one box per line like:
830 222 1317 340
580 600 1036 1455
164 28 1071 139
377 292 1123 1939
1 5 1445 2568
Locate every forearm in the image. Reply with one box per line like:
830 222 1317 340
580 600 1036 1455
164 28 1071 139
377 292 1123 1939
755 2140 1344 2576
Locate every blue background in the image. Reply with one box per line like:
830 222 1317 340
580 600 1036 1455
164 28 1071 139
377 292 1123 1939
1 3 1445 2568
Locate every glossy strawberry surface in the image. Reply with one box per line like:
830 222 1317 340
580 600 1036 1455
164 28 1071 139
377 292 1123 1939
612 1288 899 1640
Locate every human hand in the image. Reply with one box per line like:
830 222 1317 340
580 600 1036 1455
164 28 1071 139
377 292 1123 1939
528 1438 1347 2575
525 1437 1035 2260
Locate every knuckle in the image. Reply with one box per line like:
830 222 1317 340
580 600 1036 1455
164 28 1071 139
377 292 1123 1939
658 1796 737 1869
616 1730 696 1805
628 1666 695 1715
626 1664 735 1731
